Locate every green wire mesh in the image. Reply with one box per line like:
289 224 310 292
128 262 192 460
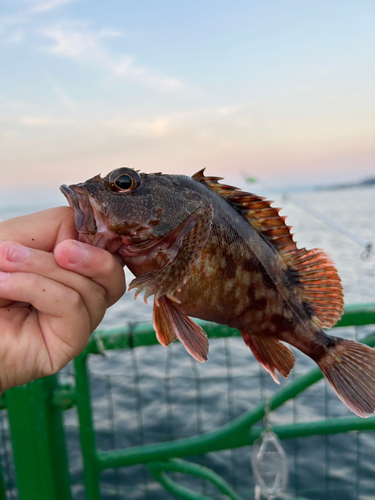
60 323 375 500
0 315 374 500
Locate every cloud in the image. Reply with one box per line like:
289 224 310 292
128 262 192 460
41 69 78 111
0 95 35 113
103 116 171 138
0 13 28 36
5 28 25 44
16 114 171 136
31 0 79 13
216 105 240 116
0 9 186 92
19 116 74 126
42 27 119 60
0 2 77 42
42 27 186 91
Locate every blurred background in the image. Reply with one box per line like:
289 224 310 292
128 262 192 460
0 0 374 191
1 3 375 499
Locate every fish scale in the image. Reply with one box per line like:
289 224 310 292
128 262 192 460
60 166 375 418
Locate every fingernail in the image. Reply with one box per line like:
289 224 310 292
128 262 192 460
0 272 10 283
6 244 30 263
67 241 89 265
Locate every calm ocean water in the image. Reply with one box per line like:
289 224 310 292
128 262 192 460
0 181 374 499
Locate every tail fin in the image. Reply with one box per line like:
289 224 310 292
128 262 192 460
318 339 375 418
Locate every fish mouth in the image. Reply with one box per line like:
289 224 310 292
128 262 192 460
60 184 97 234
60 183 123 253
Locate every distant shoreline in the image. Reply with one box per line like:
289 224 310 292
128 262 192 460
316 177 375 191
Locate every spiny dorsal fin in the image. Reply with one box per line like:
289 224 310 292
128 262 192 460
192 169 297 254
192 169 344 329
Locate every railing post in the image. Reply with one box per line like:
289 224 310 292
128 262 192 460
5 375 72 500
74 353 102 500
0 456 6 500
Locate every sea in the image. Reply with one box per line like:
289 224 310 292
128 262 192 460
0 180 374 500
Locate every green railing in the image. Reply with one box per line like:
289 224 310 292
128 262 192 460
1 303 375 499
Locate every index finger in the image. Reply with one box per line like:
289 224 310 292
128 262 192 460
0 207 77 252
54 240 126 307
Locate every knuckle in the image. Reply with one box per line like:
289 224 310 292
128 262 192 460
31 273 46 291
91 283 108 309
99 251 119 276
66 287 85 312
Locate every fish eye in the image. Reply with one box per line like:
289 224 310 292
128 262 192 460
106 168 141 193
115 174 133 190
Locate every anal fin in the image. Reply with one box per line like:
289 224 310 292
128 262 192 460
153 296 209 363
241 332 295 383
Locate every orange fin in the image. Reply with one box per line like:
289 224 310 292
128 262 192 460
192 170 344 329
129 205 213 304
285 248 344 328
153 296 177 346
319 338 375 418
192 169 297 254
241 332 295 383
154 296 209 362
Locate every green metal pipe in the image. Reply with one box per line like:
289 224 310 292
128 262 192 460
5 376 72 500
335 303 375 327
76 305 375 492
95 322 375 471
149 459 245 500
150 469 213 500
52 381 76 410
263 415 375 441
74 355 102 500
93 364 344 469
95 372 318 468
97 411 375 472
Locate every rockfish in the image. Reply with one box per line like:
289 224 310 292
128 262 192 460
60 167 375 418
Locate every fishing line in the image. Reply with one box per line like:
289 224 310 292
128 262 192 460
283 194 374 260
242 175 374 259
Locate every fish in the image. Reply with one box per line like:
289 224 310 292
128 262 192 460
60 167 375 418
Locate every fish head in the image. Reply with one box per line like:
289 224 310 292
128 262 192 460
60 167 203 256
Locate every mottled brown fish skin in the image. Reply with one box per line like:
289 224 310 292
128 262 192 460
60 167 375 418
152 177 325 362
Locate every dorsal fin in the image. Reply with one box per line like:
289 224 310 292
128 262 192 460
192 169 297 254
192 169 344 328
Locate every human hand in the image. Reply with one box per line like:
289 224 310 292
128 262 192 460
0 207 125 390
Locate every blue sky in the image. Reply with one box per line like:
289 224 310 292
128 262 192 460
0 0 374 188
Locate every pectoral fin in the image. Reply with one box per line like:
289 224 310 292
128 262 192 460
153 296 209 362
129 205 213 304
241 332 295 383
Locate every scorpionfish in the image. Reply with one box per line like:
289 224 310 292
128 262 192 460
60 167 375 418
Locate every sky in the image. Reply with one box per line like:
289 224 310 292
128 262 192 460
0 0 374 190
